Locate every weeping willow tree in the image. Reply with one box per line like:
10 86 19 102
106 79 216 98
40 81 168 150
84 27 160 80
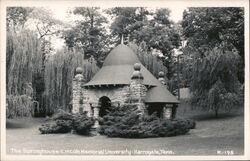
6 29 43 118
189 44 243 117
44 48 99 115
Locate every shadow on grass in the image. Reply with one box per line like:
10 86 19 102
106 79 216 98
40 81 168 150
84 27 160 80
190 113 242 121
6 120 31 129
6 118 46 129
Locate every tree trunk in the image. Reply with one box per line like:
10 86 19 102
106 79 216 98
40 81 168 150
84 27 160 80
215 109 218 118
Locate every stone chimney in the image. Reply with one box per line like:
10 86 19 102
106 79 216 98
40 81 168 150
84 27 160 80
130 63 147 115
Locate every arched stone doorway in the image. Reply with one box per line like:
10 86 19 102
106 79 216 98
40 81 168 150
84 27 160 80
147 103 165 118
98 96 111 117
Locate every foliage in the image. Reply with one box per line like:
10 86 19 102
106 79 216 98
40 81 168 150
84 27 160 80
107 7 181 79
28 7 65 38
73 113 95 135
182 7 244 83
189 45 242 117
39 110 73 134
181 8 244 117
6 28 43 118
44 48 99 114
6 29 43 95
106 7 150 43
6 95 33 118
98 104 194 138
129 41 179 94
62 7 109 65
39 110 94 134
6 7 33 31
128 42 168 76
28 8 66 116
6 7 67 117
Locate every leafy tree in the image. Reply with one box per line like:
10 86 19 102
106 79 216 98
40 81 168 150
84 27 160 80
106 7 150 44
107 7 181 79
6 7 33 31
189 44 242 117
32 9 62 37
181 7 244 117
6 29 42 95
62 7 109 65
28 8 66 116
6 29 43 118
6 7 68 117
182 7 244 83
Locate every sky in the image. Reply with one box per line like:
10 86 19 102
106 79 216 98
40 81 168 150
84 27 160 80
51 6 186 23
47 6 187 50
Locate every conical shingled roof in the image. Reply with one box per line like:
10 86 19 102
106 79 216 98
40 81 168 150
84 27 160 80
84 44 158 86
84 44 179 104
103 44 139 66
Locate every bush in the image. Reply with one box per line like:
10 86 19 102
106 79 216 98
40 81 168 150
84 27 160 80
98 104 195 138
184 119 196 129
39 120 73 134
52 110 74 121
39 110 94 135
73 113 95 135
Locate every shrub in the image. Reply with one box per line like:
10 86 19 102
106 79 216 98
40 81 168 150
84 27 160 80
73 113 95 135
52 109 74 121
39 120 73 134
98 104 195 138
39 110 94 135
39 110 73 134
184 119 196 129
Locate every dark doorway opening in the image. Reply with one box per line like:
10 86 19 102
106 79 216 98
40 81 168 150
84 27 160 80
98 96 111 117
147 103 164 118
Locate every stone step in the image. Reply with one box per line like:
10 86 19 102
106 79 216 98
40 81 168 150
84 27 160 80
90 128 99 136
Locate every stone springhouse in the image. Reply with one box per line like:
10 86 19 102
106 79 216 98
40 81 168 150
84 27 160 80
72 44 179 127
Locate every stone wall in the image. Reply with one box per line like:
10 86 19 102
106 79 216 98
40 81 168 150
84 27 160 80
72 85 131 116
85 86 130 105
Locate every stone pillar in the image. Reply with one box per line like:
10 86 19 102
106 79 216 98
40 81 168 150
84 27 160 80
163 104 173 119
158 71 173 119
130 63 147 115
158 71 168 89
72 67 85 114
93 105 100 128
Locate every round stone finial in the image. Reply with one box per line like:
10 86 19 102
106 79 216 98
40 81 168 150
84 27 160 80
134 63 141 71
131 63 143 79
131 71 141 78
75 74 84 81
158 71 164 78
76 67 83 74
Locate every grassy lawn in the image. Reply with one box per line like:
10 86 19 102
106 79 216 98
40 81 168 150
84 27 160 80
6 103 244 155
